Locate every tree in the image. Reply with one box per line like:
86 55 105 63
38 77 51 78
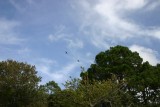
53 77 133 107
80 45 160 106
45 81 61 94
127 62 160 106
44 81 61 107
0 60 41 107
83 45 143 82
1 45 159 107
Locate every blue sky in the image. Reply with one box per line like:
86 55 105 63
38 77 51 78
1 0 160 87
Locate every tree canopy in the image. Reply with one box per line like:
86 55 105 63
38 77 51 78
81 45 160 106
0 45 160 107
82 45 143 82
0 60 41 107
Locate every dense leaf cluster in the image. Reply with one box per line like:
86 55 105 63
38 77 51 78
0 60 41 107
81 45 160 106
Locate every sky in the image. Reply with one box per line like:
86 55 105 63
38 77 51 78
0 0 160 87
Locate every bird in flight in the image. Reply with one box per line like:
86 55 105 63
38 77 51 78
65 51 80 62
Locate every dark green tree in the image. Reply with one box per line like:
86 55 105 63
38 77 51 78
128 62 160 106
81 45 160 106
83 45 143 82
0 60 41 107
44 81 61 107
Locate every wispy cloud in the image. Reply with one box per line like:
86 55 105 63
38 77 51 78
17 48 30 55
130 45 160 66
9 0 35 12
145 1 160 11
147 28 160 39
0 18 24 45
35 59 79 85
48 25 66 42
9 0 26 12
2 0 160 87
64 38 84 49
48 25 84 49
71 0 160 49
48 34 65 42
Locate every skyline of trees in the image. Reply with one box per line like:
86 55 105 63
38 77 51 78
0 45 160 107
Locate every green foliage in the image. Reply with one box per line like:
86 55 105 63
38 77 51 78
81 45 160 106
44 81 61 107
48 76 133 107
127 62 160 105
45 81 61 94
83 45 143 82
0 60 41 107
64 76 81 90
0 45 160 107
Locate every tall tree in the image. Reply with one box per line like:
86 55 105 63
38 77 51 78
0 60 41 107
81 45 160 106
81 45 143 82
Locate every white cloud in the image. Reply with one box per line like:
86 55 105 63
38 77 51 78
30 58 57 83
32 57 79 85
64 38 84 49
53 62 79 80
130 45 160 66
120 0 146 10
32 58 57 74
48 25 84 49
72 0 160 49
0 18 24 44
41 62 79 87
48 25 66 42
150 29 160 39
48 34 64 41
48 34 84 49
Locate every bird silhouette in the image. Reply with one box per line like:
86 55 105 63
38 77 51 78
65 51 80 63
